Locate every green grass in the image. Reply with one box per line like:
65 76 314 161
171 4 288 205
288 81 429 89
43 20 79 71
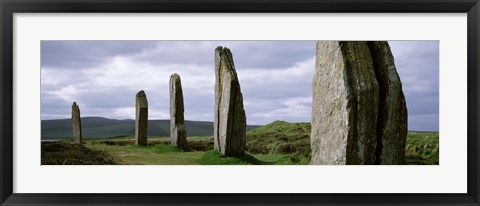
405 131 439 165
129 144 187 153
85 137 207 165
246 121 311 162
42 135 307 165
42 121 439 165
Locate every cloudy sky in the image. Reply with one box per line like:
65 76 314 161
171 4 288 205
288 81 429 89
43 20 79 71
41 41 439 131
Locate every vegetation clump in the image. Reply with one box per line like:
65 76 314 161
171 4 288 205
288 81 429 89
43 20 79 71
246 121 311 161
187 138 214 151
41 142 118 165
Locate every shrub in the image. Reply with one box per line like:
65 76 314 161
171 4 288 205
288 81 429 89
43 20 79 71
41 142 118 165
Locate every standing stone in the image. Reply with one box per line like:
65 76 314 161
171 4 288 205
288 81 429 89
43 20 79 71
170 73 188 148
311 41 379 165
135 90 148 145
213 46 247 157
71 102 82 144
368 41 408 165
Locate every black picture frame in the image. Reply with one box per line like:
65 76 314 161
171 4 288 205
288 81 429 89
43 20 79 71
1 0 479 205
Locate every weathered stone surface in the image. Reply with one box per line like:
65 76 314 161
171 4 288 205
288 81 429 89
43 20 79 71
368 41 408 165
213 46 247 157
311 41 379 165
71 102 82 144
170 73 188 148
135 90 148 145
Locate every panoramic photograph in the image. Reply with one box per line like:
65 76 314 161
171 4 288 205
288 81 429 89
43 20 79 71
41 40 439 165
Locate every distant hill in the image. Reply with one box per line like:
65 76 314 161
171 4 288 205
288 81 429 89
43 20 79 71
42 117 262 140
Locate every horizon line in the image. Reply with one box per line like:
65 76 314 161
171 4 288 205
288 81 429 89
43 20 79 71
41 116 270 125
41 116 439 132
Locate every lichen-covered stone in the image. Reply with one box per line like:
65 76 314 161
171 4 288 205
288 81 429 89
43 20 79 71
135 90 148 145
311 41 379 165
170 73 188 148
213 46 247 157
368 41 408 165
71 102 82 144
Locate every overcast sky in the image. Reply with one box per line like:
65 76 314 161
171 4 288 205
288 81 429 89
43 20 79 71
41 41 439 131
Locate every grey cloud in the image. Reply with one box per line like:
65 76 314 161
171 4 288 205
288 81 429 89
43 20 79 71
42 41 316 71
390 41 439 131
41 40 439 131
77 89 137 109
216 41 316 69
135 41 316 69
408 114 439 131
41 41 158 69
41 92 73 119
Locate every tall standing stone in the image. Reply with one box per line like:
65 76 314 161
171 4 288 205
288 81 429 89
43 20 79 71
170 73 188 148
71 102 82 144
213 46 247 157
368 41 408 165
135 90 148 145
311 41 379 165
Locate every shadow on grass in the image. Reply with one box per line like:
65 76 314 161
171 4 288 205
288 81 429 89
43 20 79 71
129 144 193 153
197 150 274 165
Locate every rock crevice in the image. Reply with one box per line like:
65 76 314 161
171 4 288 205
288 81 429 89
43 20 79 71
368 41 408 165
311 41 407 165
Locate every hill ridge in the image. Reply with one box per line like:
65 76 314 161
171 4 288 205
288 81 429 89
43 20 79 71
42 117 261 140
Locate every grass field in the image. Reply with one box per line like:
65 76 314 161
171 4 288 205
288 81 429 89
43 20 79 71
42 136 302 165
41 121 439 165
